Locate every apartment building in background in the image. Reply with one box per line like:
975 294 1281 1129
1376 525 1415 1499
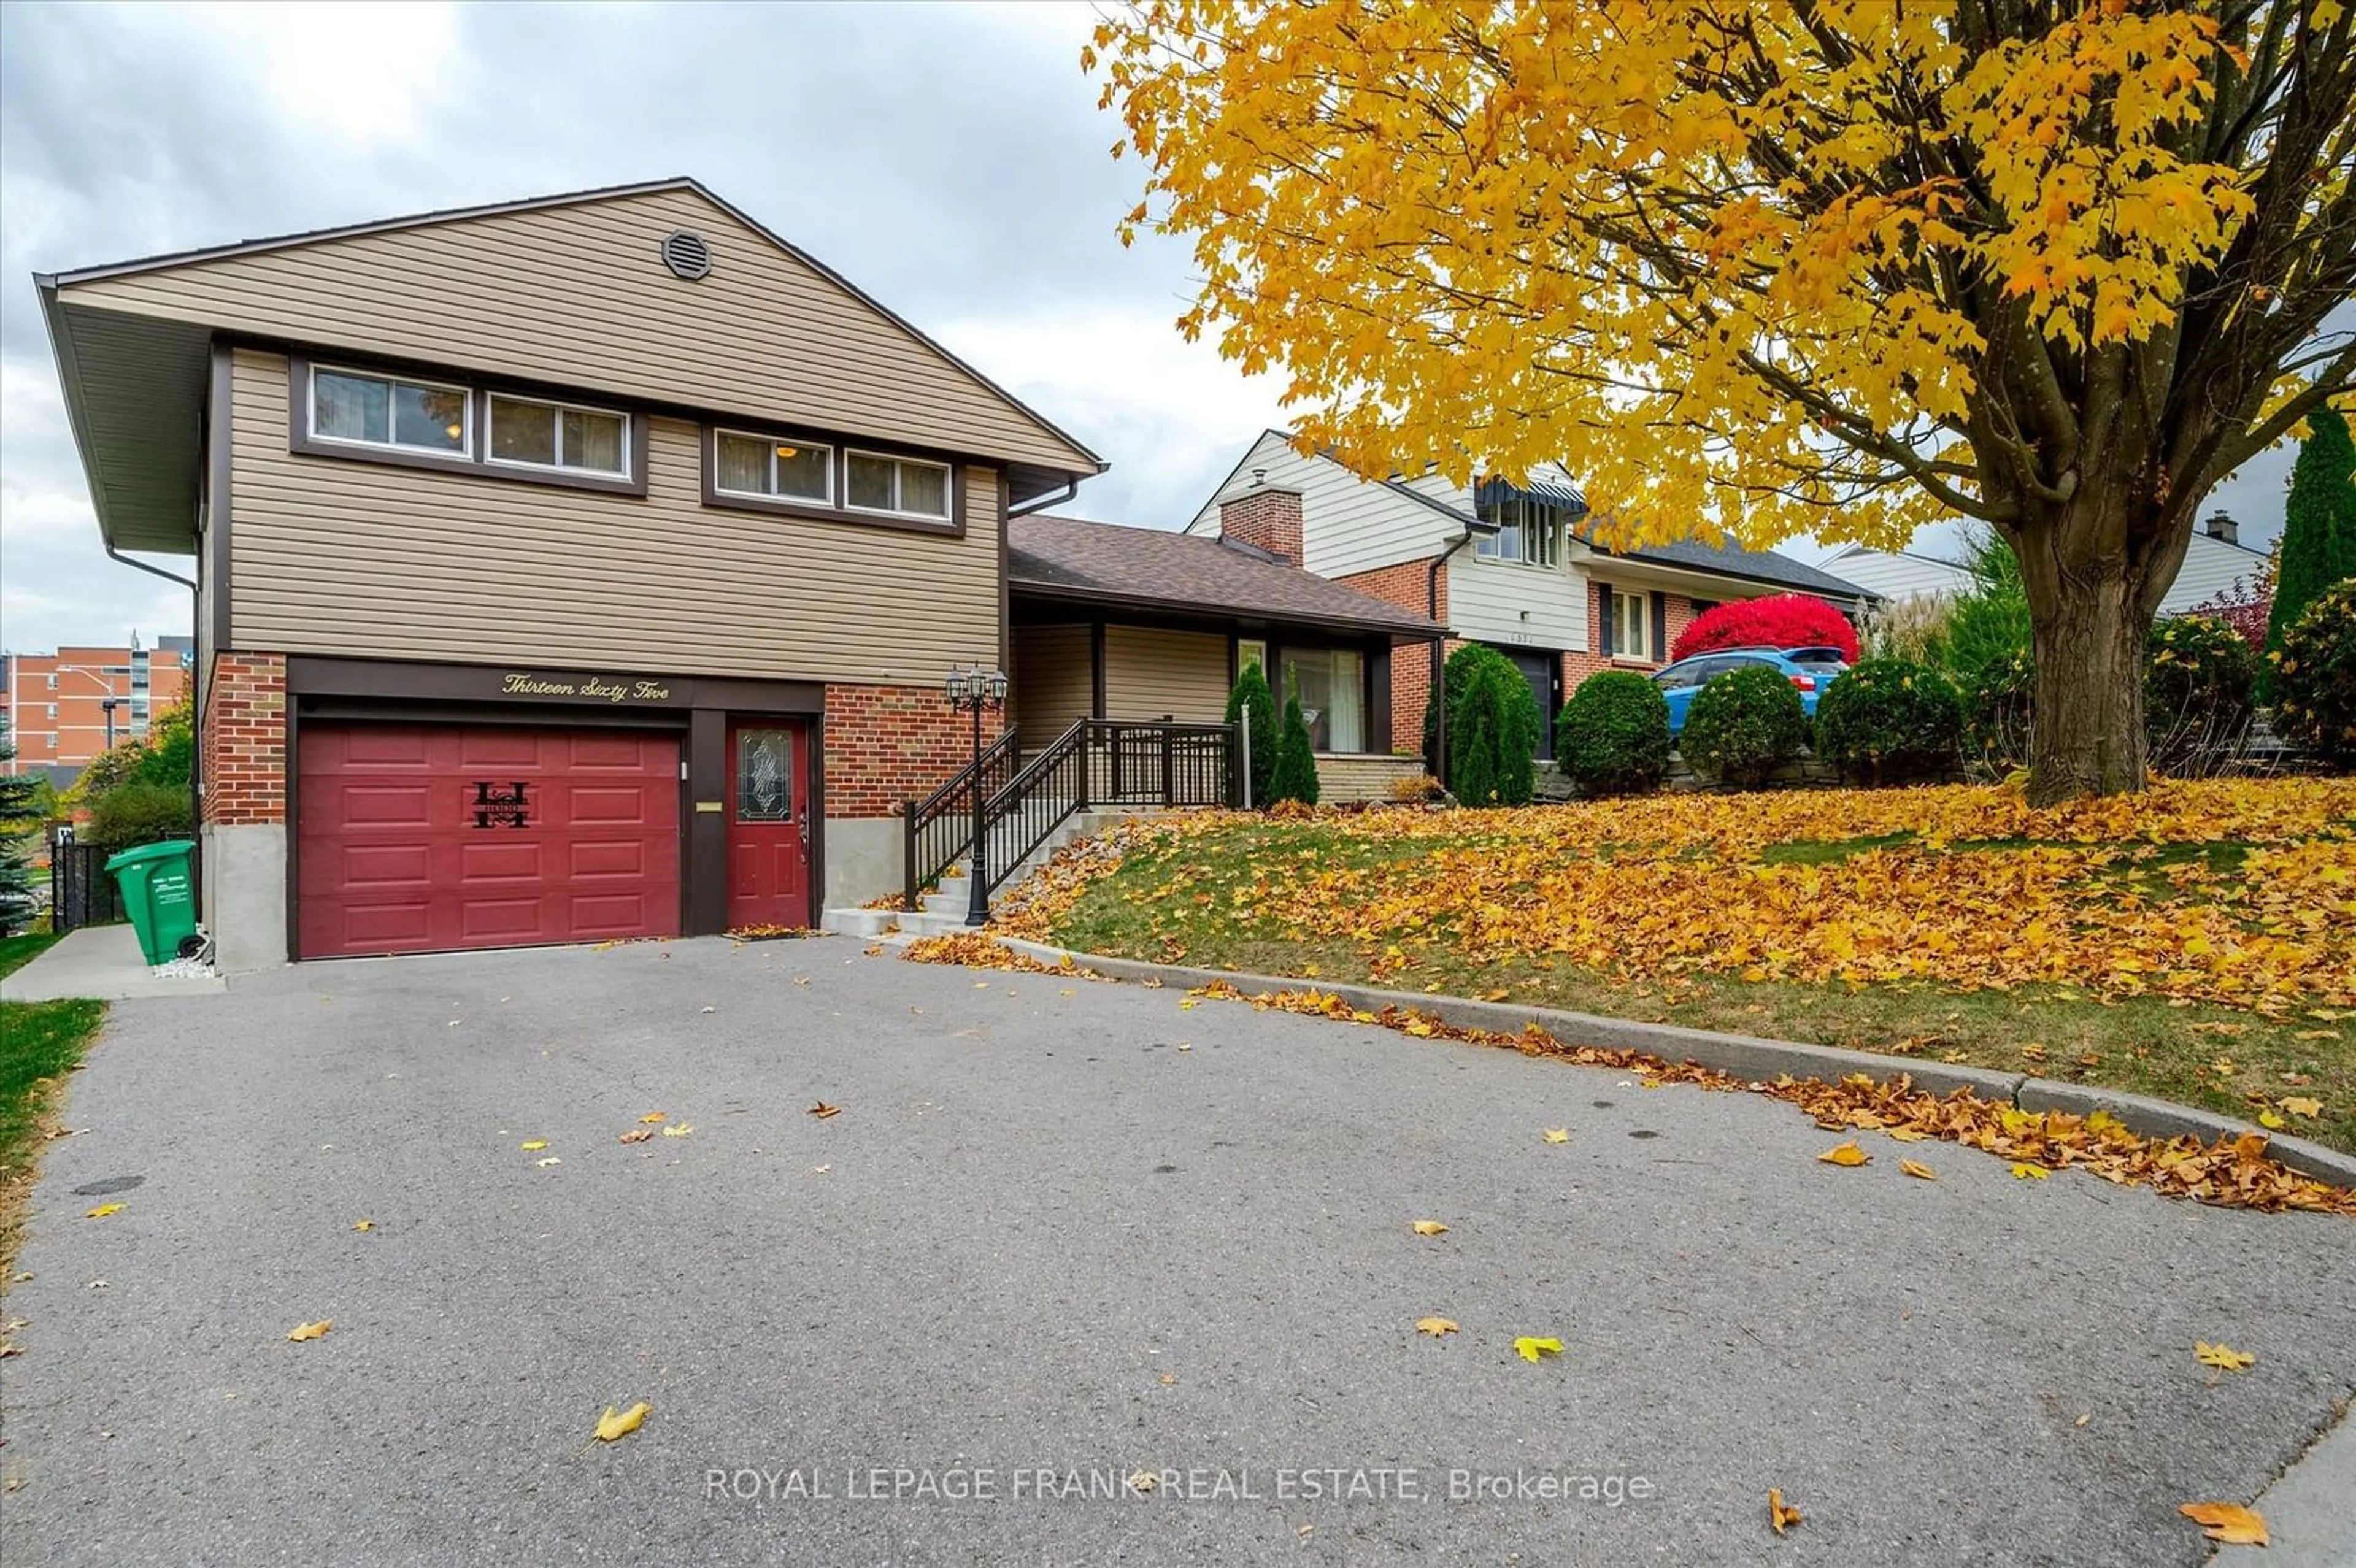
1 634 194 788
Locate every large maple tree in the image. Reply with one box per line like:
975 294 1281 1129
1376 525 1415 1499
1090 0 2356 801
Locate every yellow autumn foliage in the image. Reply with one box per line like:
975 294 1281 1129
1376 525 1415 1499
1001 780 2356 1010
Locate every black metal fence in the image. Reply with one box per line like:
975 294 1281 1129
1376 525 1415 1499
903 727 1022 910
48 839 125 932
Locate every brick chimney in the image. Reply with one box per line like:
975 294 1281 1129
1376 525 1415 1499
2204 510 2239 546
1218 469 1304 566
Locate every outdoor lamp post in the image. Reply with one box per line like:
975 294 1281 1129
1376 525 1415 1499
944 663 1007 927
101 698 122 750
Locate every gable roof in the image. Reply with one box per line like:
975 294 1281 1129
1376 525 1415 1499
1010 514 1446 639
38 177 1103 552
1590 533 1875 601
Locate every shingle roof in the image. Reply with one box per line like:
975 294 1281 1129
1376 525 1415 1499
1009 515 1445 637
1595 534 1877 600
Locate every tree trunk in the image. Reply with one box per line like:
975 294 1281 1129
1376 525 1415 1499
2025 573 2149 802
2011 493 2168 804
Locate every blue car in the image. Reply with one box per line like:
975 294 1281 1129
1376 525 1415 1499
1650 646 1848 734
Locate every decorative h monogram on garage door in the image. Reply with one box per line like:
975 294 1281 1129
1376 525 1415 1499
471 781 531 829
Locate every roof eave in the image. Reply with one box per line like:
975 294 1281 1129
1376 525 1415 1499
1009 577 1445 640
36 275 121 553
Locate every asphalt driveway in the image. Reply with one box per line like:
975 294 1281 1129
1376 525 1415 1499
4 936 2351 1566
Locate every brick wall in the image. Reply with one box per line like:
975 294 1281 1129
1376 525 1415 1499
824 682 1006 817
1338 559 1449 753
1217 486 1304 566
202 651 288 825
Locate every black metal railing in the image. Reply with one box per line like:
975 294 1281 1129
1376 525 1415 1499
903 726 1022 910
49 840 124 933
901 719 1238 912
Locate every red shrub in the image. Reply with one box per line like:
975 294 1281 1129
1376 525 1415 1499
2187 551 2275 653
1671 594 1860 663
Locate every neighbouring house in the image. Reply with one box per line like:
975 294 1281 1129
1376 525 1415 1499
1823 511 2269 616
1186 431 1874 759
1 635 193 789
1008 513 1444 802
37 178 1118 967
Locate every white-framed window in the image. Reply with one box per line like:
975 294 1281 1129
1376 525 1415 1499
46 704 58 720
309 366 471 455
1609 588 1652 660
844 450 953 521
487 394 629 477
1238 637 1268 674
1474 492 1568 568
713 430 833 504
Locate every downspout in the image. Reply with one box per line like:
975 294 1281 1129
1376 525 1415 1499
108 544 199 902
1428 529 1474 790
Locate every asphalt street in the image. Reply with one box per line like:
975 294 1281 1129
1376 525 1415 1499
3 935 2350 1566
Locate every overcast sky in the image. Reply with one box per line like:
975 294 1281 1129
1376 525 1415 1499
0 1 2301 656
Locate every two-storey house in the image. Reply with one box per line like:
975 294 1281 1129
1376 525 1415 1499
1187 432 1875 759
37 179 1112 968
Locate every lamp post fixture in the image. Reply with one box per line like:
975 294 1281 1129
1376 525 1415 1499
943 663 1007 927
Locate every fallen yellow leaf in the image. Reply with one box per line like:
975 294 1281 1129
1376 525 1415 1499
1158 1372 1177 1386
1513 1336 1563 1363
2177 1501 2268 1545
1411 1220 1449 1236
637 1112 667 1125
2258 1110 2287 1130
83 1203 124 1220
1415 1316 1458 1337
352 1220 374 1232
809 1102 841 1120
2011 1162 2050 1180
2194 1342 2255 1372
2281 1096 2324 1117
1817 1142 1870 1167
520 1140 549 1151
1769 1488 1803 1535
1886 1127 1930 1142
1900 1159 1936 1180
661 1123 694 1139
286 1320 332 1343
594 1401 652 1442
1542 1128 1569 1144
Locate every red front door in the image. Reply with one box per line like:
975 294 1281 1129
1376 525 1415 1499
297 723 681 958
725 721 810 928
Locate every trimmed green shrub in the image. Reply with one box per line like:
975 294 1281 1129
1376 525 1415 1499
1555 671 1671 797
1224 660 1279 807
2265 405 2356 696
1269 694 1322 805
2146 613 2257 776
1422 643 1539 804
2271 579 2356 769
1680 666 1808 788
84 780 192 850
1812 659 1963 784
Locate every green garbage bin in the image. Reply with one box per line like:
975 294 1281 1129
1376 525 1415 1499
105 840 202 966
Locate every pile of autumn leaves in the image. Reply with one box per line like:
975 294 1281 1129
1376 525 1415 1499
997 778 2356 1011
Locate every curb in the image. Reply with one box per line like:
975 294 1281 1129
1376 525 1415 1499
2241 1403 2356 1566
976 935 2356 1191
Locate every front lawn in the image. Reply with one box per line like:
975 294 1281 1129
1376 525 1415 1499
1004 778 2356 1155
1 934 105 1280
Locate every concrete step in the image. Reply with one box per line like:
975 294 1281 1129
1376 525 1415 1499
897 908 980 938
818 907 896 939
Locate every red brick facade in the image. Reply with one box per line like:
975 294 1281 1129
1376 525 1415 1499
1217 485 1304 566
823 681 1007 817
1337 559 1450 752
201 651 287 826
1563 582 1700 693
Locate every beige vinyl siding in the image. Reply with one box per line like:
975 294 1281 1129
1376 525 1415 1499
1012 625 1093 740
225 349 998 683
1102 626 1229 721
66 186 1091 475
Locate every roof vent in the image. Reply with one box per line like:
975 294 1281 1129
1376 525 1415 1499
659 230 713 281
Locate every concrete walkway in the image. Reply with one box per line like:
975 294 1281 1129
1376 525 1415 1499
0 924 224 1002
2 936 2350 1566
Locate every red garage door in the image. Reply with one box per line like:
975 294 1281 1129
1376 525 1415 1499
297 724 680 958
